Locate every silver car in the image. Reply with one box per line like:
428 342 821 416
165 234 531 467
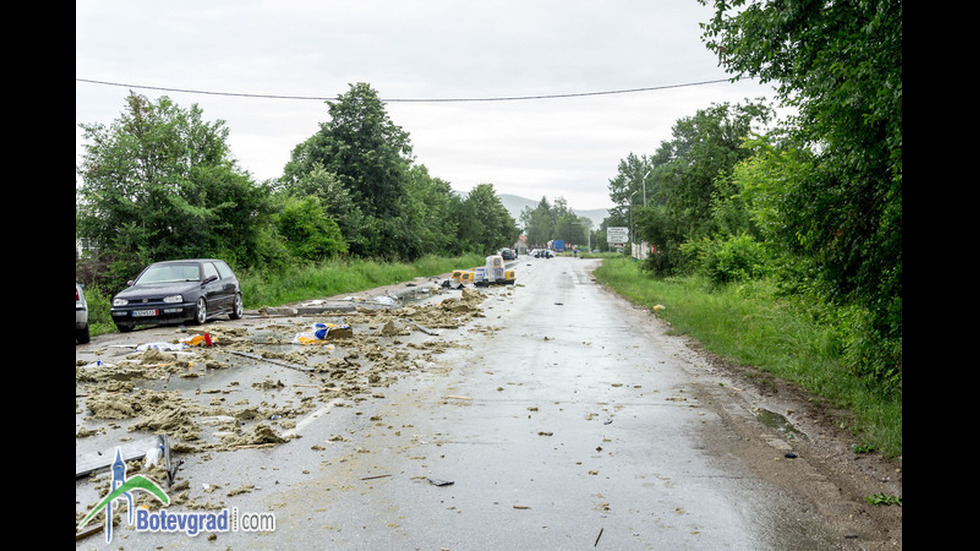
76 283 90 344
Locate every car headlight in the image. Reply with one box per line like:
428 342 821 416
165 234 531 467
163 295 183 304
113 298 128 307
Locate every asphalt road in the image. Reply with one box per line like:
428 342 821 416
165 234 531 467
76 256 891 550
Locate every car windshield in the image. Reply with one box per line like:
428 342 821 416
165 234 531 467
135 264 201 284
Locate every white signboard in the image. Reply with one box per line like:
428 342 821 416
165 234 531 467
606 227 628 244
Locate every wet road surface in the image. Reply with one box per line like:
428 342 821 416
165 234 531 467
76 256 837 550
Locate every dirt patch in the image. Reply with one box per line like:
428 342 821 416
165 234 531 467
687 341 903 550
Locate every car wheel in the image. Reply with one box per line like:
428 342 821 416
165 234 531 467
76 325 90 344
193 297 208 325
230 293 244 320
116 322 134 333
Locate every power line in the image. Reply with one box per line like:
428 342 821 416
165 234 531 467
75 77 736 104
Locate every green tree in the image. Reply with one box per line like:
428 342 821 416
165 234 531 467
279 163 365 255
282 83 414 258
518 196 588 248
76 93 275 285
700 0 902 383
652 101 773 241
397 164 462 257
275 195 348 261
456 184 518 254
623 100 773 275
607 152 656 211
554 215 589 246
520 197 554 247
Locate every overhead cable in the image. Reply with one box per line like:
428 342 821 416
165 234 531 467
75 77 735 103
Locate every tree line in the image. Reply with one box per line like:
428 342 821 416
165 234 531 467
76 83 519 290
605 0 901 390
519 196 593 251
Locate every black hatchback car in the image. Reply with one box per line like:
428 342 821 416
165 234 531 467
110 259 244 332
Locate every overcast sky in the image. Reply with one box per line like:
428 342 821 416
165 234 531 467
76 0 777 210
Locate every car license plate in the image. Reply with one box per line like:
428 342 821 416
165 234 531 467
132 309 159 317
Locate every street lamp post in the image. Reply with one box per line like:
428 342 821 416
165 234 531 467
640 168 650 207
631 169 651 260
629 189 641 256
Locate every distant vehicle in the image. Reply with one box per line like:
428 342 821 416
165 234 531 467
498 248 516 260
76 283 90 344
110 258 243 333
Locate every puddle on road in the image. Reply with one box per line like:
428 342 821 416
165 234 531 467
752 407 807 441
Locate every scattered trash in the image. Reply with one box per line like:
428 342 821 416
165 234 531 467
228 350 315 372
182 333 214 347
80 360 114 368
784 452 798 459
427 477 454 487
292 322 353 344
404 319 439 335
653 304 665 311
143 439 165 468
136 342 188 352
371 295 398 307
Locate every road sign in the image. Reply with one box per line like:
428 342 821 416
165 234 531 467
607 227 628 244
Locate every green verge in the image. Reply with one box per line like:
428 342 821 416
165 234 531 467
593 257 902 459
238 254 483 308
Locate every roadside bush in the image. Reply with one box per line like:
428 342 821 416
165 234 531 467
828 302 903 395
682 232 770 285
275 195 348 262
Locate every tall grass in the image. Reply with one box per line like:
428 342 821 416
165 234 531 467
239 254 484 309
593 257 902 459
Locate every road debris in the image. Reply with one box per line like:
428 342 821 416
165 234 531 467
427 477 454 487
76 284 491 535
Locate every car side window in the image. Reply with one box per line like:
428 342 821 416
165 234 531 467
202 262 219 281
215 261 235 280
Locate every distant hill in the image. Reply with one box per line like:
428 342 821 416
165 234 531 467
498 194 609 229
